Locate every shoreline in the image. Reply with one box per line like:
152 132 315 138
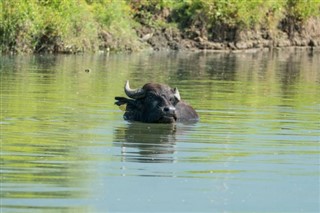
3 44 319 56
2 2 319 55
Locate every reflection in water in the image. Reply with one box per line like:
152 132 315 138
1 127 93 212
1 49 319 212
114 123 177 163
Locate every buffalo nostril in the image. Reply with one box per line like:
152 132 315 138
163 106 175 114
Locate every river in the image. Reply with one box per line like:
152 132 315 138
1 49 319 212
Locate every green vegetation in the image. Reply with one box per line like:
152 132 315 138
0 0 139 53
1 0 97 53
1 0 319 53
165 0 320 41
171 0 320 27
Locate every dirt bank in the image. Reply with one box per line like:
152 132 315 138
133 17 320 52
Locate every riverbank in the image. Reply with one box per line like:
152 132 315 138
134 17 320 52
1 1 320 54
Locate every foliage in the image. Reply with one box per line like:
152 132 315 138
0 0 99 53
0 0 319 53
170 0 319 27
0 0 137 53
286 0 320 20
129 0 176 28
90 0 131 27
170 0 287 29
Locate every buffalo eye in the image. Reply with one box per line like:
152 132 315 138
169 96 179 105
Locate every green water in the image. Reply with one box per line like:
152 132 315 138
1 50 319 212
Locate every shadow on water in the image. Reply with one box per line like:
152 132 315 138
113 122 178 163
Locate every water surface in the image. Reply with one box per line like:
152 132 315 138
1 49 319 212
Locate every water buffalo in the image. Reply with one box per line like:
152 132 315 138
115 81 199 123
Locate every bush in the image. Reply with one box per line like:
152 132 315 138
1 0 319 53
286 0 320 21
170 0 287 29
0 0 138 53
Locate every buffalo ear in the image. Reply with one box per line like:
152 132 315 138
114 97 129 106
173 87 181 101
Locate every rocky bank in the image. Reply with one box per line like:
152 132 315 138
130 17 320 52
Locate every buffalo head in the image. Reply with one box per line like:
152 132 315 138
115 81 199 123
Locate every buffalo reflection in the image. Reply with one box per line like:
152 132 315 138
114 122 177 163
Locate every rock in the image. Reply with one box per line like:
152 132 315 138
140 33 154 42
276 39 291 47
228 42 237 50
235 41 248 49
168 41 180 50
196 41 224 50
293 38 309 46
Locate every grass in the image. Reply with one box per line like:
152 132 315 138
170 0 320 29
0 0 139 53
1 0 319 53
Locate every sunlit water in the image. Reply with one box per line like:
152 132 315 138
1 49 319 212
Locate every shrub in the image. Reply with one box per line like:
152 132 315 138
0 0 138 53
1 0 319 53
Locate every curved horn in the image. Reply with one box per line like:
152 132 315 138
124 80 146 99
